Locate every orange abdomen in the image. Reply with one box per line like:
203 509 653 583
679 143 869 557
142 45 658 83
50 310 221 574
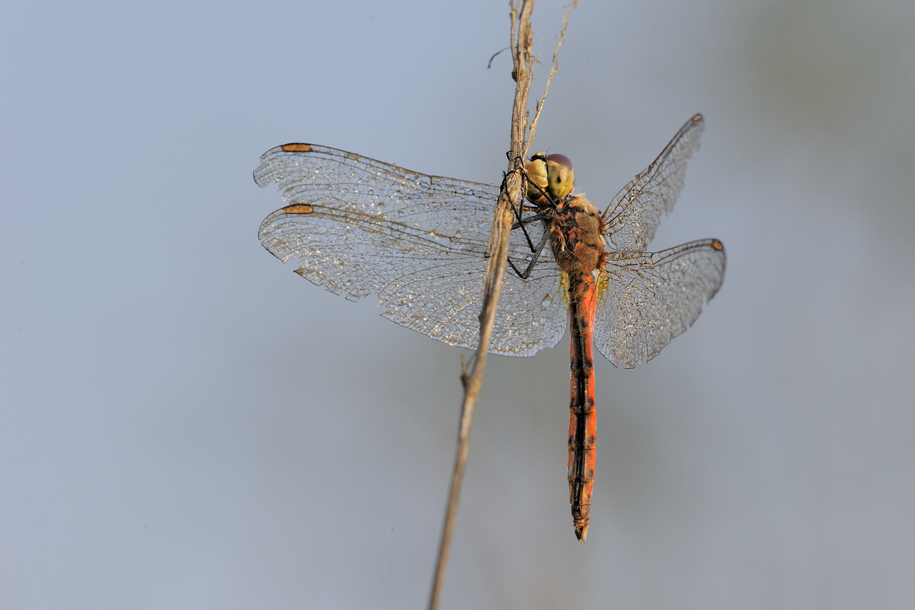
567 270 598 541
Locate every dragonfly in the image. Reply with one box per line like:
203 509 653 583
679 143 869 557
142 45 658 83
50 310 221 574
255 114 725 541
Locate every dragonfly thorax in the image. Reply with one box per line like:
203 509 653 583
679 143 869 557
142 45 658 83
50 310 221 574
549 195 608 277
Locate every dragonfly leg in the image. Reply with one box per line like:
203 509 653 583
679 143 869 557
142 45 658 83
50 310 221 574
511 210 546 229
483 205 542 263
507 230 550 280
501 161 545 252
511 204 545 252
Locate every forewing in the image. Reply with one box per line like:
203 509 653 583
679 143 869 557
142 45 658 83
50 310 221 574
487 248 567 357
602 115 705 251
255 143 567 356
593 239 726 368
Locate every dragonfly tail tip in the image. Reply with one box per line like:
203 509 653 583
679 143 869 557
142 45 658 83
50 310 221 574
574 523 588 542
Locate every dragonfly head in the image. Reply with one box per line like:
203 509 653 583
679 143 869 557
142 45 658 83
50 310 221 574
525 153 575 205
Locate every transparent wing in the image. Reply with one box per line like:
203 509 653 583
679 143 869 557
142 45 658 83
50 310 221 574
255 143 568 357
593 239 726 368
602 115 705 251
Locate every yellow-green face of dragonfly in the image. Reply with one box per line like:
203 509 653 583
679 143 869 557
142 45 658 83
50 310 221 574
525 153 575 204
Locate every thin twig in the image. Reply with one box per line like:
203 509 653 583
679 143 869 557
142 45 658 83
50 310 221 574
526 0 579 158
487 46 510 69
427 1 576 608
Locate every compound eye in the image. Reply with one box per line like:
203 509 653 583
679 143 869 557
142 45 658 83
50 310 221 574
545 153 574 199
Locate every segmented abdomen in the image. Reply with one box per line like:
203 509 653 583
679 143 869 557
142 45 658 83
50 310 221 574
567 270 598 541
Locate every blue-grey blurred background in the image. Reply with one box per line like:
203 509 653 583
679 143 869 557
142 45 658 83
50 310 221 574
3 0 914 608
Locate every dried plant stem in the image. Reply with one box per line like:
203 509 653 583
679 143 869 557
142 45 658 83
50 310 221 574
527 0 579 157
427 2 576 609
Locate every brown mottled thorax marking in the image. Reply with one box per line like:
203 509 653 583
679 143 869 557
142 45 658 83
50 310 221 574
548 194 608 277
